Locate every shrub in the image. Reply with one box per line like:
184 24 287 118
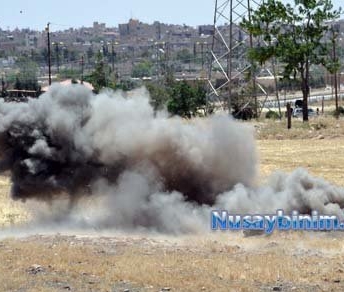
332 106 344 117
265 110 280 119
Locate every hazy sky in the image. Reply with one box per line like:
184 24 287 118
0 0 342 31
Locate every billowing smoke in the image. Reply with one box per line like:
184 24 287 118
1 84 344 233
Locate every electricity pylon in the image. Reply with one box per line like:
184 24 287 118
206 0 262 116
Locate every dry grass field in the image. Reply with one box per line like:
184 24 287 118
1 116 344 291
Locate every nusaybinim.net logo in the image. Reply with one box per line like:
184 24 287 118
211 209 344 234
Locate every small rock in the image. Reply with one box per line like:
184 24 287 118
266 241 278 248
27 264 44 274
272 287 282 291
123 289 130 292
333 279 341 283
243 229 265 237
161 288 171 291
317 135 324 139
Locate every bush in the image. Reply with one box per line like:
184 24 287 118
167 80 206 118
265 110 280 119
311 121 327 130
332 106 344 117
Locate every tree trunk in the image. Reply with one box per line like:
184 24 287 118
272 57 282 119
301 81 309 122
301 63 309 122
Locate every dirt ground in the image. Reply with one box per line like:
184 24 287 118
2 117 344 292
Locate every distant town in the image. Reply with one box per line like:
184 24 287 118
1 17 344 117
1 18 344 83
0 19 223 87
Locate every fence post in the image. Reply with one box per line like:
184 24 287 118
287 102 292 129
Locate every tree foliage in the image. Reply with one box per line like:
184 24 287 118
131 60 153 78
86 52 115 92
13 56 40 91
176 48 193 64
241 0 341 121
58 68 80 80
167 80 206 118
145 82 171 112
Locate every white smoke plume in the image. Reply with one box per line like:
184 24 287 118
1 84 344 234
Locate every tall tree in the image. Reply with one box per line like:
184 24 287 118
241 0 341 121
87 52 107 93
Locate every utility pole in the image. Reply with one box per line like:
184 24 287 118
81 55 84 84
157 22 161 40
156 43 160 81
163 42 170 83
155 42 164 82
332 24 339 114
46 23 52 85
1 74 4 97
111 41 115 73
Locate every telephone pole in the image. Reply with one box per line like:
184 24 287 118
332 24 339 114
81 55 84 84
46 23 52 85
111 41 115 73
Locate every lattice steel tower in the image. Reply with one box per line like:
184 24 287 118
207 0 262 116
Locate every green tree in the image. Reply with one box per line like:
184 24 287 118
131 60 153 78
14 76 22 90
87 52 107 93
62 47 69 63
69 49 78 62
86 47 94 64
167 80 206 118
85 52 118 92
14 56 40 91
176 48 193 64
115 79 141 91
58 68 80 80
36 48 49 66
146 82 171 112
241 0 341 121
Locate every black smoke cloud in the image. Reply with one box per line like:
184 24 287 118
2 84 344 233
0 84 256 204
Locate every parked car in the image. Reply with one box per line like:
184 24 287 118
295 99 303 108
293 108 316 118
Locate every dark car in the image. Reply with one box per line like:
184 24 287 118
295 99 303 108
